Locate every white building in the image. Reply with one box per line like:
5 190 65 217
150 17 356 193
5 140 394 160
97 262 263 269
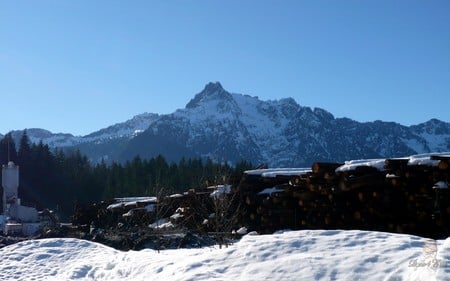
1 162 40 235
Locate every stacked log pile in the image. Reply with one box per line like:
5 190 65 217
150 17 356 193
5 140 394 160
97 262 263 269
238 154 450 239
69 153 450 248
238 168 313 233
69 186 241 245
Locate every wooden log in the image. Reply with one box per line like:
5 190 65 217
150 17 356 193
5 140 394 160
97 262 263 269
298 199 305 207
438 160 449 170
261 196 273 207
372 191 382 200
338 173 385 191
272 196 283 204
430 155 450 161
256 206 272 216
353 165 381 175
292 188 314 199
324 172 336 182
357 192 365 202
245 195 256 206
387 176 402 187
324 215 332 226
353 211 361 221
312 162 343 176
292 176 301 186
384 158 409 171
338 179 351 192
260 216 270 224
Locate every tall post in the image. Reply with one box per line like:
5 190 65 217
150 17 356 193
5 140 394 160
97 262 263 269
2 162 19 216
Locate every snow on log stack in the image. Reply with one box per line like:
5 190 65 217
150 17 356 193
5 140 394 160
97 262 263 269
238 153 450 239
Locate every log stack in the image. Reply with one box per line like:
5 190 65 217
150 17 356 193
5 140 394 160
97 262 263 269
71 154 450 241
237 154 450 239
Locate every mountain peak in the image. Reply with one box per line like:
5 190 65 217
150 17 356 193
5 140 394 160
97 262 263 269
204 81 224 92
410 118 450 135
185 82 232 109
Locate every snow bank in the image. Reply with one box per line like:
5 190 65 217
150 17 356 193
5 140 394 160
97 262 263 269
0 230 448 281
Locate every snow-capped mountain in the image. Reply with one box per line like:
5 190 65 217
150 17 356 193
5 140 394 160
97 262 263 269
409 119 450 152
83 112 159 142
111 82 450 166
8 113 159 149
5 82 450 166
9 128 83 147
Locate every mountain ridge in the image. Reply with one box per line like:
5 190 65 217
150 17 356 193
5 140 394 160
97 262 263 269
4 83 450 167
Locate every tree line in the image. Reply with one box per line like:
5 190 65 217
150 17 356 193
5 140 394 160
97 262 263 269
0 132 253 220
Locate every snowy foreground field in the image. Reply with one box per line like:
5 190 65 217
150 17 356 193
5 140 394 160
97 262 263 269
0 230 449 281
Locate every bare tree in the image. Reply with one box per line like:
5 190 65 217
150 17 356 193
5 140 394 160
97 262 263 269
209 183 242 248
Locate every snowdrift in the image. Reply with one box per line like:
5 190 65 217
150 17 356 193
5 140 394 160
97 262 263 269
0 230 449 281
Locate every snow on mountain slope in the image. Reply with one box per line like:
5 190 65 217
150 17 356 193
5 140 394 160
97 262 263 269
232 94 295 164
10 128 84 147
99 82 450 166
144 82 332 165
0 229 448 281
153 82 263 163
410 119 450 152
3 82 449 166
83 112 159 142
8 113 159 148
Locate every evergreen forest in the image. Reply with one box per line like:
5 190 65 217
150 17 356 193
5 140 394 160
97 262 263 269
0 132 253 220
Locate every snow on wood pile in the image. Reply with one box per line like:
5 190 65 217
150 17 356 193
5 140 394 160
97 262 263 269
106 197 157 210
238 153 450 239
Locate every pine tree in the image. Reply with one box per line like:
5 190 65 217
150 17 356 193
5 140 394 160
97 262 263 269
0 133 18 164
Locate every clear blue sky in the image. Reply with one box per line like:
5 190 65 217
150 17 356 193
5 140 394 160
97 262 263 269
1 0 449 136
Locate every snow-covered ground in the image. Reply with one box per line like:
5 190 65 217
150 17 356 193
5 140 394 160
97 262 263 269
0 230 449 281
